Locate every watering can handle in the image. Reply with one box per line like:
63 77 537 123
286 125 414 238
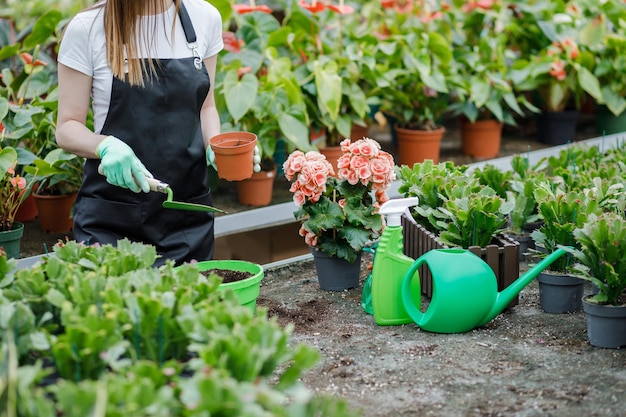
97 165 169 194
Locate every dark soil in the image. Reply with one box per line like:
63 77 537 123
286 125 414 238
200 268 253 284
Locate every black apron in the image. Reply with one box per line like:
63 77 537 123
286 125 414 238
73 2 214 266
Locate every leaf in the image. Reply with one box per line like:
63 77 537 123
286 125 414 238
23 11 63 49
577 66 603 101
278 112 313 152
314 60 342 122
223 71 258 123
0 44 20 61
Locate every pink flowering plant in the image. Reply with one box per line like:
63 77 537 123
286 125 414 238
0 146 35 231
283 137 396 263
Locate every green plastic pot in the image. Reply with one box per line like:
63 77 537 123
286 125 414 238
196 260 264 313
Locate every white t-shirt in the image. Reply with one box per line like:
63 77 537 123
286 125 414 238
58 0 224 134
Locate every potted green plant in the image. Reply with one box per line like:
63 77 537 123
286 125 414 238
396 159 471 233
24 148 84 233
397 159 520 305
282 137 396 290
510 11 604 145
0 146 36 258
372 19 455 166
280 2 371 167
397 160 513 247
530 183 605 313
448 17 538 158
216 11 313 204
562 212 626 348
590 5 626 134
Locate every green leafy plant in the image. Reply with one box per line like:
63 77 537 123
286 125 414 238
563 212 626 306
217 11 313 168
24 148 84 196
280 2 370 147
374 27 454 130
531 184 603 273
510 12 604 112
397 159 512 248
396 160 470 233
0 239 359 415
472 163 513 199
448 5 537 125
436 186 513 248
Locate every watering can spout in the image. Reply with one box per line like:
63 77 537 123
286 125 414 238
480 247 571 326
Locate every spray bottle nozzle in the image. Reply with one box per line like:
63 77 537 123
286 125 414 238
379 197 419 227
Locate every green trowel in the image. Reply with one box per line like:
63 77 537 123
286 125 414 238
98 165 225 213
146 178 226 213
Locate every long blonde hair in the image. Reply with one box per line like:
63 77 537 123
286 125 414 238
103 0 181 86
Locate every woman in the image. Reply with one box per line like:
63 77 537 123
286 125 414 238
56 0 223 265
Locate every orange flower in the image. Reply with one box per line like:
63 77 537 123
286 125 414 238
237 66 252 78
373 25 392 40
20 52 47 67
549 59 567 81
561 38 579 60
284 138 395 263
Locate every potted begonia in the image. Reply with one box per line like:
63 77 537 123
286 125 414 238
283 137 395 290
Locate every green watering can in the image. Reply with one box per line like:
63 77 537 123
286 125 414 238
400 247 570 333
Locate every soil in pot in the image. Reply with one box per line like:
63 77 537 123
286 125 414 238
200 269 253 283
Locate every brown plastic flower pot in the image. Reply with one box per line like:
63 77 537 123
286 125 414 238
209 132 257 181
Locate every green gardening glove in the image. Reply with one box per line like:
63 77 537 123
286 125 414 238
96 136 151 193
206 145 262 172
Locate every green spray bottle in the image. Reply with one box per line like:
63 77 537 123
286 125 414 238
371 197 421 326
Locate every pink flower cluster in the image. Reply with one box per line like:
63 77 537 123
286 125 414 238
336 137 396 204
283 150 335 207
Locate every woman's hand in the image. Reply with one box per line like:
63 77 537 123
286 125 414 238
97 136 152 193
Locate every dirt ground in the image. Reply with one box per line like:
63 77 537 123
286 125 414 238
258 256 626 417
14 114 626 416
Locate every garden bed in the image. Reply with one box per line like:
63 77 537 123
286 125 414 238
258 257 626 417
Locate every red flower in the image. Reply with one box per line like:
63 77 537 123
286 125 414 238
373 25 392 40
299 0 326 13
232 4 272 14
0 122 3 133
327 4 354 14
421 11 443 23
380 0 395 8
222 31 242 53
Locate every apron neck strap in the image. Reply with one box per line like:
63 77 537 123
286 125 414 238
178 2 197 44
178 2 203 70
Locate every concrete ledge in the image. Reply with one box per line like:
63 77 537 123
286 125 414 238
214 201 297 238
